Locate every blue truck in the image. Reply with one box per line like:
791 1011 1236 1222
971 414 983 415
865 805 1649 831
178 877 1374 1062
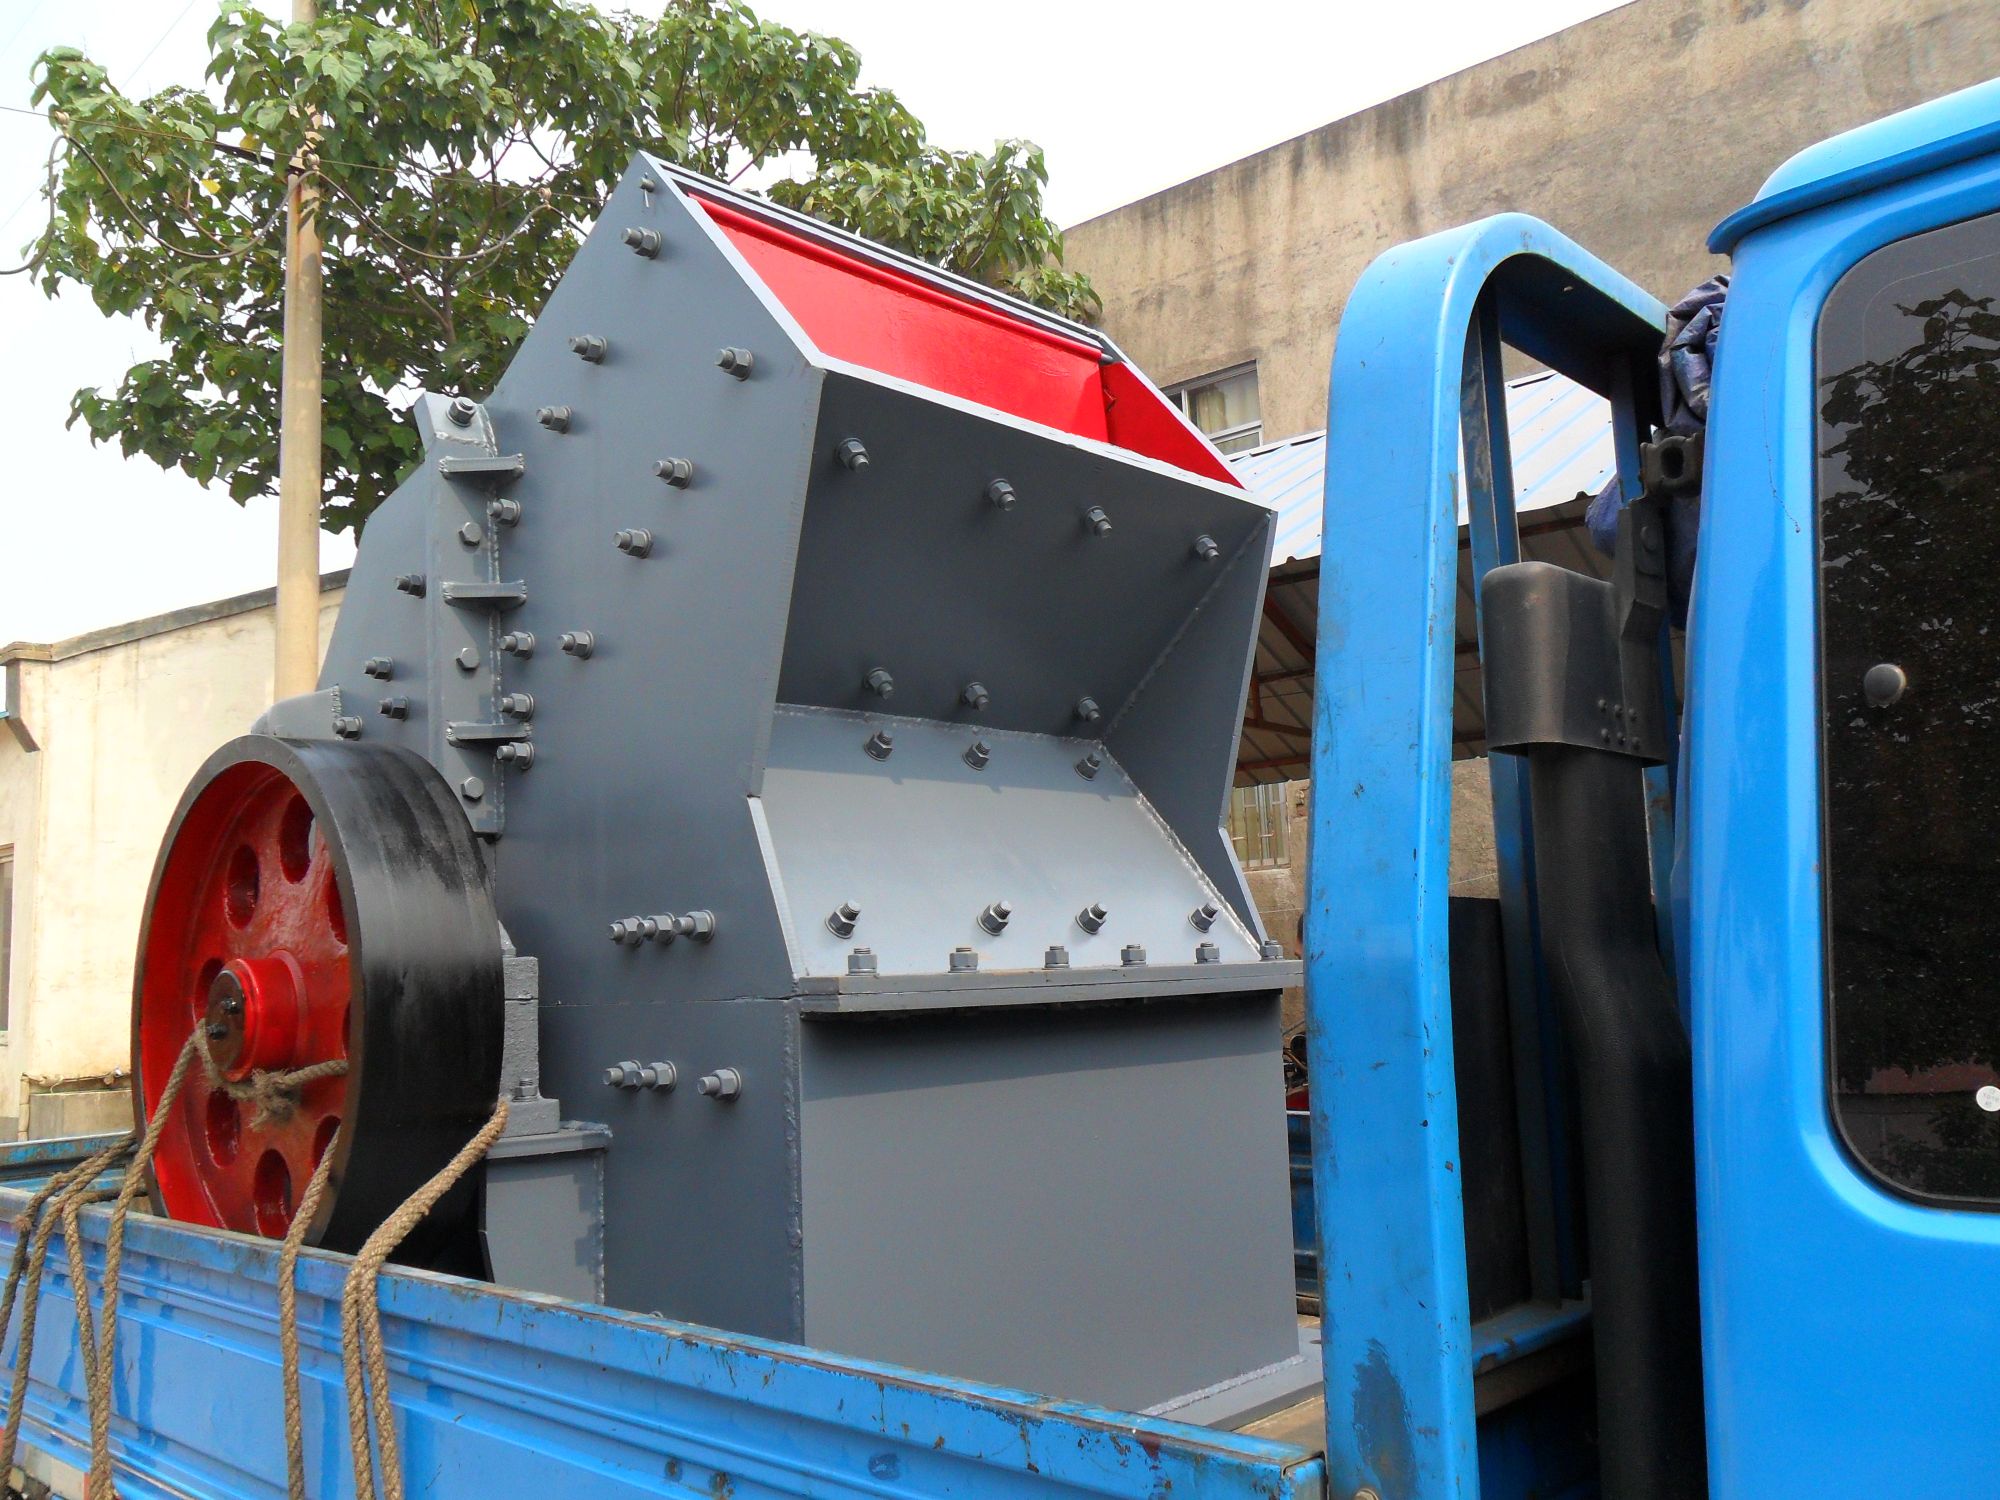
4 73 1997 1500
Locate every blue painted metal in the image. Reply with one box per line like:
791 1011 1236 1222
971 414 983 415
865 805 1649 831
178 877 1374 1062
1306 213 1665 1498
0 1187 1324 1498
0 1134 121 1188
1690 92 2000 1497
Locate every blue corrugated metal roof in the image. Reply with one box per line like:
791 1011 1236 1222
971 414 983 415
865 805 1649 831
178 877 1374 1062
1227 369 1616 565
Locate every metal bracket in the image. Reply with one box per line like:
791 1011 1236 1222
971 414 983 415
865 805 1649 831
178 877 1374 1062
441 580 529 611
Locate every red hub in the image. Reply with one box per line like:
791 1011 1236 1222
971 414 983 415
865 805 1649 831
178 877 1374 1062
136 761 350 1239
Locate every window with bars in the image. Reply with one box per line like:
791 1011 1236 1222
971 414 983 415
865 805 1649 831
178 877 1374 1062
1228 782 1291 869
1168 364 1262 454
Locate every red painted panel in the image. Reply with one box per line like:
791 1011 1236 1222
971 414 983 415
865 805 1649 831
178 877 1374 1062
695 198 1238 486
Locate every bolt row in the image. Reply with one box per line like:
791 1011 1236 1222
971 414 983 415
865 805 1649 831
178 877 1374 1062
608 910 718 946
603 1058 743 1100
827 898 1231 942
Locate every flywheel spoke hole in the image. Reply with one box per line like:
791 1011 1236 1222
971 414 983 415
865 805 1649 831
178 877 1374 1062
312 1115 340 1170
204 1089 240 1166
252 1149 292 1237
225 845 260 928
192 957 223 1022
278 796 314 883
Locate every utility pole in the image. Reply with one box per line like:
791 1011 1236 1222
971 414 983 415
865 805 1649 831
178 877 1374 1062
273 0 323 700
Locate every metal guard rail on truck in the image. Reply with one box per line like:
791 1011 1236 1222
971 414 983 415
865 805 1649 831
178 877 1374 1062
0 1142 1324 1500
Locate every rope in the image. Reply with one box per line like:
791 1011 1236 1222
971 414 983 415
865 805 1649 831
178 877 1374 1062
280 1148 337 1500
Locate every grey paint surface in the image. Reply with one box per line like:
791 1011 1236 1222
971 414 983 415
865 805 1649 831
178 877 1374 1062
483 1126 608 1304
798 994 1298 1411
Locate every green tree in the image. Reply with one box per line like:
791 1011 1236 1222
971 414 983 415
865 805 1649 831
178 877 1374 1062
18 0 1098 534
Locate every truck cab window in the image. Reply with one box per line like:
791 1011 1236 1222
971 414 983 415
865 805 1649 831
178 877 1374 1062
1817 211 2000 1205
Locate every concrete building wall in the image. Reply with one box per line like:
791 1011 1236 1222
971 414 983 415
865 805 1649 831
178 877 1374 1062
1066 0 2000 443
0 582 342 1134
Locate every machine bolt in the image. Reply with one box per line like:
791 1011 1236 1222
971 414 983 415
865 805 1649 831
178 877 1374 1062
864 667 895 699
495 741 536 768
560 630 595 659
1044 945 1070 969
716 346 754 379
569 334 608 362
622 226 662 258
499 692 535 720
949 947 979 972
332 715 363 740
1076 749 1104 780
978 900 1013 935
1977 1084 2000 1113
488 496 523 527
986 478 1017 510
1077 903 1108 935
864 729 894 760
1195 942 1221 964
455 646 480 672
640 1061 678 1091
446 395 478 427
1192 533 1220 561
1863 662 1908 707
615 528 655 557
1190 901 1220 932
1260 938 1285 960
394 573 426 597
826 902 862 939
378 696 409 720
652 456 695 488
847 946 878 975
698 1068 744 1100
460 776 486 802
458 520 485 547
1122 944 1147 966
671 910 717 943
963 739 992 771
961 680 990 711
500 631 535 657
363 656 394 680
206 1021 231 1042
1082 506 1112 537
537 405 572 433
605 1060 644 1088
837 438 871 471
1075 695 1102 723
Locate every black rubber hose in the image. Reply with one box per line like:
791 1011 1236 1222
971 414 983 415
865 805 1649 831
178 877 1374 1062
1525 744 1708 1499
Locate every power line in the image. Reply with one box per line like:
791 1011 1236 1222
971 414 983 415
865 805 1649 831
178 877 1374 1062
123 0 204 91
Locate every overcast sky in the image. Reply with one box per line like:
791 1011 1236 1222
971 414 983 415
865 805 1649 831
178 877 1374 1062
0 0 1626 647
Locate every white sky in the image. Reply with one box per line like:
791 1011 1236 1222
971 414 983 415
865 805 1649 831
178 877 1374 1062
0 0 1625 647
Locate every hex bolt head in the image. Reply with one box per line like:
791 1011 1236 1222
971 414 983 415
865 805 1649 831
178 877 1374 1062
978 900 1013 935
1121 943 1148 966
1082 506 1112 537
454 646 480 673
363 656 394 680
698 1067 744 1100
614 528 654 557
826 902 861 939
1192 533 1221 561
948 946 979 972
642 1061 678 1092
716 346 754 379
569 334 608 362
622 226 661 258
864 667 895 699
961 680 990 711
446 395 478 427
1077 902 1108 935
560 630 595 659
864 729 894 761
837 438 871 471
1195 941 1221 964
672 910 717 943
652 456 695 488
332 715 363 740
986 478 1017 510
499 692 535 720
460 775 486 802
1189 901 1220 932
1075 749 1104 780
963 739 992 771
1260 938 1286 960
537 405 572 433
1863 662 1908 707
458 520 485 547
1044 945 1070 969
488 496 523 526
847 946 879 975
495 741 536 768
605 1060 643 1089
1075 695 1102 723
500 631 535 657
394 572 427 597
377 696 409 720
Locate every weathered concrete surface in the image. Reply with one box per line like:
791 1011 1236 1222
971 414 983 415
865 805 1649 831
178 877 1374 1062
1067 0 2000 441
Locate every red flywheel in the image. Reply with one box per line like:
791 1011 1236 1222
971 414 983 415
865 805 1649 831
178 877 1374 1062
134 735 503 1266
